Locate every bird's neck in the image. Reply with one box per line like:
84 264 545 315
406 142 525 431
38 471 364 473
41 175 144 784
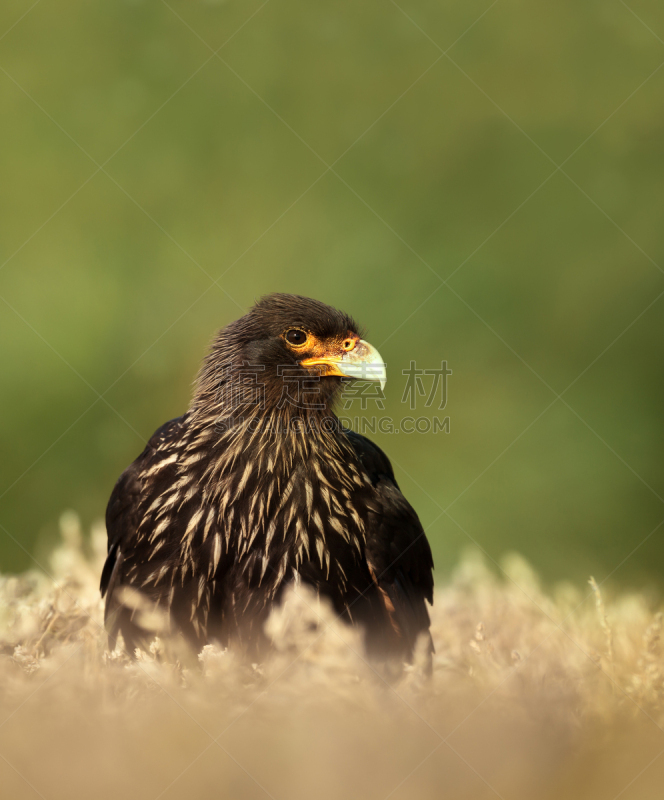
185 387 357 492
179 379 370 579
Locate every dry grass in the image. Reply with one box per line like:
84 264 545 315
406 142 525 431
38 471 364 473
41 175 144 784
1 513 663 800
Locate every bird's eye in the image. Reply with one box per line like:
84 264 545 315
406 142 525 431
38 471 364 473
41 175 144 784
285 329 307 346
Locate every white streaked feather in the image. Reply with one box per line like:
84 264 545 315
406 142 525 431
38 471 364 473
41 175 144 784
183 507 204 542
329 515 350 543
144 454 178 478
202 506 216 542
148 516 170 544
210 533 222 577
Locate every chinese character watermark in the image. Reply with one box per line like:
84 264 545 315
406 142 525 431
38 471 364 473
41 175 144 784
212 359 453 435
401 360 451 410
341 381 385 411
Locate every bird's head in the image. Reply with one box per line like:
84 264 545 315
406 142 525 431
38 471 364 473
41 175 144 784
194 293 386 420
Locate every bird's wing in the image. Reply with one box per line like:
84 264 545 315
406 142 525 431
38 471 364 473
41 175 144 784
101 416 187 648
346 430 434 657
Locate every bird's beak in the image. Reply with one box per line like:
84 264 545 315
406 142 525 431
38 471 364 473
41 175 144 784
300 339 387 391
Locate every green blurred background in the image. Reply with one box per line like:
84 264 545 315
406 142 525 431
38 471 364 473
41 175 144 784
1 0 663 591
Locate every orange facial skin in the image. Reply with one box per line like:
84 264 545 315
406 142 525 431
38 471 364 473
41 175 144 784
283 330 361 377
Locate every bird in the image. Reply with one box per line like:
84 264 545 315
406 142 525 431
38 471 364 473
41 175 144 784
101 293 434 668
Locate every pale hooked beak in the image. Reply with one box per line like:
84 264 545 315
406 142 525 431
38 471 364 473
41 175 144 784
300 339 387 391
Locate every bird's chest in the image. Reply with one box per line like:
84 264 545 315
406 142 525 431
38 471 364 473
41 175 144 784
221 444 373 591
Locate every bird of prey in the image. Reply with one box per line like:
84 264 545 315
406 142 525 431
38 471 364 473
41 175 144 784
101 294 434 667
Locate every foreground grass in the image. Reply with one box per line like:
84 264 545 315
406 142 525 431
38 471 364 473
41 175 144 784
0 514 663 800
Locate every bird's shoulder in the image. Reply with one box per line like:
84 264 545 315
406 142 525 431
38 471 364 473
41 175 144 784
101 415 187 596
345 429 397 485
344 430 434 605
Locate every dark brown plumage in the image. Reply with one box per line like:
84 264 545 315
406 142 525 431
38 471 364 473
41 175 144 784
101 294 434 667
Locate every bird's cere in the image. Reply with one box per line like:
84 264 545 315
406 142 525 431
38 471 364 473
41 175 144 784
332 339 387 392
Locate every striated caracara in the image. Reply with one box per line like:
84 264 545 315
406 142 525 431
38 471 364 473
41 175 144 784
101 294 434 667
